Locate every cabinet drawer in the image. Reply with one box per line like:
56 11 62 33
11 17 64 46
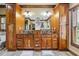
34 35 41 38
16 34 24 38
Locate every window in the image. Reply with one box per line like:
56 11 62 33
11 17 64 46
0 15 6 31
71 6 79 47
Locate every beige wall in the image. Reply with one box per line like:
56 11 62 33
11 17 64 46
0 8 6 15
69 3 79 55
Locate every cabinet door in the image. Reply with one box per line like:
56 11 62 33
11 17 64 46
24 38 28 49
52 40 58 49
34 38 41 50
42 38 47 49
47 38 52 49
24 36 33 49
52 34 58 49
27 38 33 49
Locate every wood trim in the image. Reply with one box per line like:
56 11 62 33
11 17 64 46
58 4 69 50
0 5 6 8
68 49 78 56
6 4 16 50
0 15 6 32
71 7 79 48
20 5 56 8
69 4 79 10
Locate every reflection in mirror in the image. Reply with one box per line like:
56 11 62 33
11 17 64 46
23 8 52 30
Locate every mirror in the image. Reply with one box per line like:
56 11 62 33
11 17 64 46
23 8 52 30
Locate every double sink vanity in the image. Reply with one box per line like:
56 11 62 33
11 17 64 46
16 30 58 50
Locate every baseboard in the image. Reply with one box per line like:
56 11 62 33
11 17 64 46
68 49 78 56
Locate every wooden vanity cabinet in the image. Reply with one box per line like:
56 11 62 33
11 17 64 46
16 34 34 49
33 31 41 50
24 34 34 49
41 35 52 49
16 34 24 49
52 33 58 49
46 38 52 49
41 38 47 49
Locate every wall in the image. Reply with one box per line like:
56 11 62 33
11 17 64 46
0 8 6 44
69 3 79 55
16 4 25 34
51 4 69 50
22 8 52 30
50 4 59 32
0 8 6 15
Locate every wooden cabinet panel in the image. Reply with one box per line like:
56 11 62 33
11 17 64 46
52 34 58 49
42 38 52 49
16 34 34 49
17 38 24 49
24 37 33 49
52 40 58 49
41 38 47 49
34 38 41 50
24 39 28 49
6 4 16 50
47 38 52 49
33 31 41 50
61 40 67 49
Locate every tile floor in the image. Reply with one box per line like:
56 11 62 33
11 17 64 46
0 49 74 56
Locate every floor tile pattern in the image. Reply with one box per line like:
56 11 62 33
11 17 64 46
0 49 74 56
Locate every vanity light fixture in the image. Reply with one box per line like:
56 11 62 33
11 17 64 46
23 11 33 18
41 11 52 20
41 11 52 17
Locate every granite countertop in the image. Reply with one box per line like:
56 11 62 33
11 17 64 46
16 30 52 35
17 31 33 35
41 29 52 35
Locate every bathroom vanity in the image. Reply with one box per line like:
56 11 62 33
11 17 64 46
16 30 58 50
